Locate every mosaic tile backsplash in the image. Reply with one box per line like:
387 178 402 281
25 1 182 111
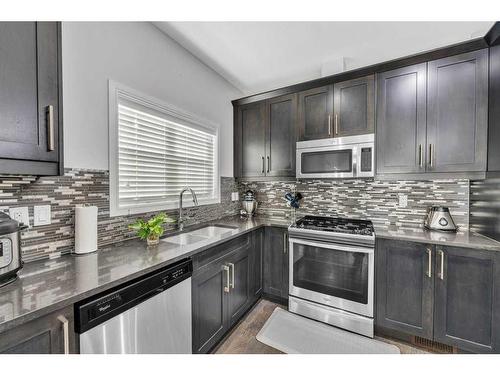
239 179 470 230
0 168 470 263
0 169 240 262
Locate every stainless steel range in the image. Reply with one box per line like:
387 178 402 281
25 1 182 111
288 215 375 337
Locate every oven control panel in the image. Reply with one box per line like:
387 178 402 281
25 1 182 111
0 238 13 268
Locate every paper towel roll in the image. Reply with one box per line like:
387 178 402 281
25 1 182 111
75 205 98 254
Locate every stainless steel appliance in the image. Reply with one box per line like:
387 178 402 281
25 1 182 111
424 206 458 232
241 190 258 216
296 134 374 179
76 258 193 354
0 212 26 287
288 215 375 337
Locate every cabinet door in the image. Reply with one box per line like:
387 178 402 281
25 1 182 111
298 85 334 141
376 64 427 174
227 246 251 326
263 227 287 299
333 75 374 137
427 49 488 173
433 246 500 353
0 306 75 354
376 239 434 339
0 22 59 163
192 260 229 354
250 228 264 300
266 94 297 177
282 230 290 298
237 102 266 177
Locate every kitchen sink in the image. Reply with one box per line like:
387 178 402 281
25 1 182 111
162 224 238 246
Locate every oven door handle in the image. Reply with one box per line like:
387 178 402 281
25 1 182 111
288 237 374 254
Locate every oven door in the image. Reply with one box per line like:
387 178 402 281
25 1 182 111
289 237 374 317
296 145 356 179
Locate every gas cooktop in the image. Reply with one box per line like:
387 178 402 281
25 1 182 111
290 215 374 236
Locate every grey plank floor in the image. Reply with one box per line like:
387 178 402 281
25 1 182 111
214 299 430 354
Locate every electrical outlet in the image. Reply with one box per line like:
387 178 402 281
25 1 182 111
9 207 30 227
398 194 408 208
34 205 51 226
231 192 239 201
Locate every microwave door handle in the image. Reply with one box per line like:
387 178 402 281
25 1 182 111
352 146 358 178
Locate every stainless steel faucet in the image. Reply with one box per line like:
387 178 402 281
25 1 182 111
178 187 198 231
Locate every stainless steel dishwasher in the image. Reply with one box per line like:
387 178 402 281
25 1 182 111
75 258 192 354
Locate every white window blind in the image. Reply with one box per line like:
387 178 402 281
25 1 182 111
110 85 218 215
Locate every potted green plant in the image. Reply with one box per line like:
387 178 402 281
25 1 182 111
129 213 175 246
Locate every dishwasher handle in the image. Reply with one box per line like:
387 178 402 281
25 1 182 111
75 258 192 334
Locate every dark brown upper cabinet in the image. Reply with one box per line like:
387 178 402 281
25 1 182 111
376 63 427 174
0 22 62 176
427 49 488 173
377 49 488 178
237 102 267 177
235 94 297 178
298 85 333 141
333 75 375 137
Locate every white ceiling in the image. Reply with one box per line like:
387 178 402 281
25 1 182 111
154 22 494 96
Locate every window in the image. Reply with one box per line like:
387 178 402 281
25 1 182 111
109 81 219 216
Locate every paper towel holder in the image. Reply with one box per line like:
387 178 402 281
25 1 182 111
74 205 98 256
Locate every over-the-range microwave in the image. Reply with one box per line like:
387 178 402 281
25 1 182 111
296 134 374 179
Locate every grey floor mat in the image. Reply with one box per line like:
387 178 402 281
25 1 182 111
256 307 400 354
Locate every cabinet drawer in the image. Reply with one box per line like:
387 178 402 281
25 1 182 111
193 233 251 271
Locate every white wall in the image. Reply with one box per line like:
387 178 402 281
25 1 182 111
62 22 242 176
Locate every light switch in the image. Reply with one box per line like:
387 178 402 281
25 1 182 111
34 205 51 226
231 192 239 202
9 207 30 227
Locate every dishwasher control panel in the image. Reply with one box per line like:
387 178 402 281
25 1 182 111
75 258 192 334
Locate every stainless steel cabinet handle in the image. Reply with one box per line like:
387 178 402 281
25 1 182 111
57 315 69 354
46 105 55 151
419 144 423 168
335 114 339 135
328 115 332 136
429 144 434 168
228 262 235 289
438 249 444 280
261 156 265 174
267 156 270 173
223 265 230 293
283 232 288 254
426 248 432 278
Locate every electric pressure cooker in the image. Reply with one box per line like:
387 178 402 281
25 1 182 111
0 212 25 287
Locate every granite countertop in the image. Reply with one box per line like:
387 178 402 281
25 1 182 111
2 213 500 334
375 226 500 251
0 216 292 334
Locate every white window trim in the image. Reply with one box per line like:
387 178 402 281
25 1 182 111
108 80 220 217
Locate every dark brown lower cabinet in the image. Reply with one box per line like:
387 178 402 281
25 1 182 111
376 239 434 339
376 239 500 353
0 306 76 354
263 226 289 301
192 231 262 354
433 245 500 353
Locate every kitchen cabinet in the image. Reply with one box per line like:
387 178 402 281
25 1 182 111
192 257 229 354
433 245 500 353
250 228 264 301
333 75 375 137
376 49 488 178
376 239 434 339
0 22 62 176
427 50 488 173
298 85 333 141
235 95 297 178
266 94 297 177
376 238 500 353
192 232 259 353
263 226 289 301
376 64 427 174
237 102 267 177
0 306 75 354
